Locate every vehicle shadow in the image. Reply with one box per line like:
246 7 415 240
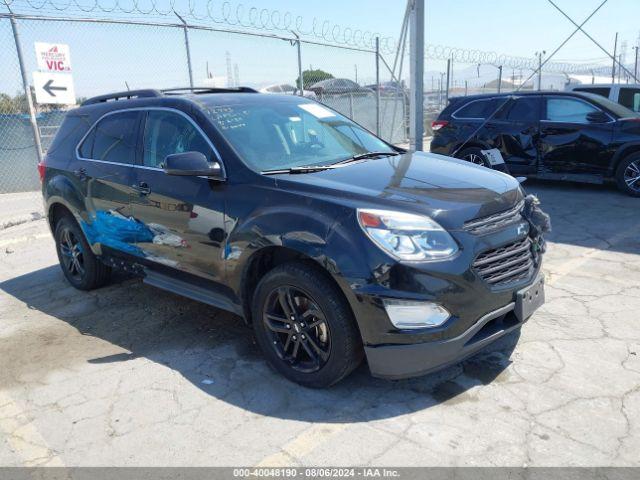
0 265 519 423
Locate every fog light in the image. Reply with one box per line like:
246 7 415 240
383 299 450 329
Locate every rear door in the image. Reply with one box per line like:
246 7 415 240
130 108 227 284
74 110 144 255
539 95 615 174
492 96 541 174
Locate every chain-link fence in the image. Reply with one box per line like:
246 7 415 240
0 13 408 193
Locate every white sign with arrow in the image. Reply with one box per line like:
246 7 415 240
33 71 76 105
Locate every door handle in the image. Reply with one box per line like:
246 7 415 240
132 182 151 196
73 167 87 180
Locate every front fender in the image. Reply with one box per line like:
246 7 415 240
226 202 349 292
611 141 640 174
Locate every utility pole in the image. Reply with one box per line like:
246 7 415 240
497 65 503 93
409 0 424 152
635 46 639 84
612 32 618 83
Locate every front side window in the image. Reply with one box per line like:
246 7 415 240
201 99 394 172
619 88 640 112
79 111 140 164
545 97 599 123
142 110 215 168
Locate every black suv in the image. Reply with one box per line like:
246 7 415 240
430 91 640 196
41 87 547 387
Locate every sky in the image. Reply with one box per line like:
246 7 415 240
1 0 639 98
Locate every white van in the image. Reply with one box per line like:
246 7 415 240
565 83 640 112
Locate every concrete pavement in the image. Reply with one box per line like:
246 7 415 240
0 181 639 466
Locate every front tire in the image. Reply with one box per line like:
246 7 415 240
615 153 640 197
252 262 363 388
54 215 111 290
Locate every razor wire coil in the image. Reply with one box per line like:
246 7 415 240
2 0 613 73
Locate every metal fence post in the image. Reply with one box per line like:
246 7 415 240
375 36 380 137
445 58 451 102
409 0 424 152
175 11 194 88
8 10 43 163
292 32 304 96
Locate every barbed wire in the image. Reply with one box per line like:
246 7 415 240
3 0 613 73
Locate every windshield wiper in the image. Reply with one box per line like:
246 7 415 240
261 151 400 175
261 165 337 175
334 151 399 165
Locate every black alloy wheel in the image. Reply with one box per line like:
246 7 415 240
615 153 640 197
54 215 111 290
623 159 640 194
262 286 331 373
59 226 85 281
458 147 491 167
252 262 363 387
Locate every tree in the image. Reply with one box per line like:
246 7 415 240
296 69 334 90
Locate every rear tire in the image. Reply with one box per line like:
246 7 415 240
54 215 111 290
252 262 363 388
456 147 491 168
615 153 640 197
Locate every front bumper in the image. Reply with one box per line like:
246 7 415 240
365 274 544 379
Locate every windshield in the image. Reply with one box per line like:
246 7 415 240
200 99 395 171
579 92 640 118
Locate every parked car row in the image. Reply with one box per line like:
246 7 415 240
430 90 640 196
260 79 390 98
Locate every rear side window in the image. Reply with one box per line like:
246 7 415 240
453 99 496 119
573 87 611 98
545 97 599 123
505 97 540 122
78 111 140 164
619 88 640 112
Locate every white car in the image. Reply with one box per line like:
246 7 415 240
565 83 640 113
259 83 317 99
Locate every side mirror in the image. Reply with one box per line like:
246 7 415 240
586 111 609 124
163 152 223 179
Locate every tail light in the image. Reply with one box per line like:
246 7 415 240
431 120 449 131
37 160 46 183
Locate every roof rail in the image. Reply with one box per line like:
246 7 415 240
161 86 258 95
81 89 162 106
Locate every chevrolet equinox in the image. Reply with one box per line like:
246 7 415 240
41 87 548 387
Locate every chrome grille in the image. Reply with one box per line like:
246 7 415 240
464 201 525 235
472 237 534 287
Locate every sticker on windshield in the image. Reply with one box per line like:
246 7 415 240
299 103 335 118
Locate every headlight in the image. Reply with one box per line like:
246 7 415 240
357 209 458 261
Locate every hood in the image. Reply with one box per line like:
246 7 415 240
274 151 523 229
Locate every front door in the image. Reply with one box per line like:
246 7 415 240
539 96 615 175
130 109 227 284
74 110 144 256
